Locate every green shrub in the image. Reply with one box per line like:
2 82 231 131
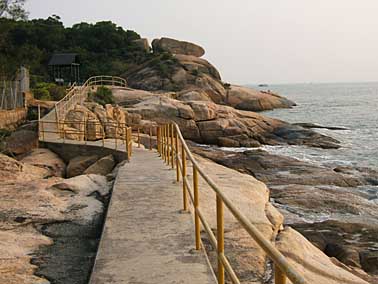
48 85 66 101
33 87 51 100
32 82 66 101
89 86 114 105
27 108 39 121
146 53 180 79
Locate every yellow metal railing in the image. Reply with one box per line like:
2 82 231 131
157 123 306 284
54 76 128 126
38 119 133 160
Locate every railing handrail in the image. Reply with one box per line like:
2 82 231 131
38 119 133 160
50 75 128 128
158 123 306 284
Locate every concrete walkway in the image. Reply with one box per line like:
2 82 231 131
90 148 215 284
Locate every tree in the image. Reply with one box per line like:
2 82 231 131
0 0 28 20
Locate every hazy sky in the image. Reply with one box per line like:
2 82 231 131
26 0 378 84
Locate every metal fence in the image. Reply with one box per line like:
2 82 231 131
159 123 306 284
0 67 29 110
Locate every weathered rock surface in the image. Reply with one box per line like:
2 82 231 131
65 105 103 141
293 122 349 131
113 88 154 106
0 153 112 284
0 226 52 284
132 38 150 52
63 103 128 141
176 89 212 102
226 85 296 111
21 148 66 178
190 148 364 187
125 46 295 112
193 155 277 281
190 145 378 282
122 95 340 149
84 154 115 176
66 155 99 178
5 129 38 155
188 154 368 283
0 153 50 181
152 37 205 57
276 227 368 284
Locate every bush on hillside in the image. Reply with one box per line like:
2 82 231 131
32 83 66 101
89 86 114 106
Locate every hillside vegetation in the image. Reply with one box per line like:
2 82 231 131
0 16 153 82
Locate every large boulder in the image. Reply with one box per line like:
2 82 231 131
194 155 278 281
66 155 99 178
276 227 368 284
5 130 38 155
21 148 66 178
86 117 103 140
174 54 221 80
0 153 50 181
176 90 212 102
124 52 226 102
186 101 217 121
125 55 295 111
132 38 150 52
152 37 205 57
125 37 296 112
65 105 103 141
113 88 154 107
83 155 115 176
226 85 296 111
124 95 340 149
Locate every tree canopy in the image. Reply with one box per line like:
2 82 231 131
0 16 152 83
0 0 28 20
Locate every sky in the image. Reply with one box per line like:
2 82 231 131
26 0 378 85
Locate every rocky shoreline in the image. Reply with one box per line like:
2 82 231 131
0 145 122 284
189 144 378 283
1 36 376 283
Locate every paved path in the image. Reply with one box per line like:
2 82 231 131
89 148 215 284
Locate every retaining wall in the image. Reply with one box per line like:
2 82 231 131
40 141 128 163
0 108 27 130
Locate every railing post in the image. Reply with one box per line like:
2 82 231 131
275 265 287 284
175 126 180 182
102 123 105 148
193 166 201 250
54 104 60 134
115 124 118 150
63 122 66 144
162 125 166 162
170 124 174 169
41 120 45 141
38 104 41 140
167 124 171 165
137 128 140 148
124 125 128 156
182 146 188 211
130 128 133 157
157 126 161 155
84 120 87 145
128 128 132 158
149 127 152 151
217 195 225 284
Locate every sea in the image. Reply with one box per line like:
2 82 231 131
249 82 378 169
